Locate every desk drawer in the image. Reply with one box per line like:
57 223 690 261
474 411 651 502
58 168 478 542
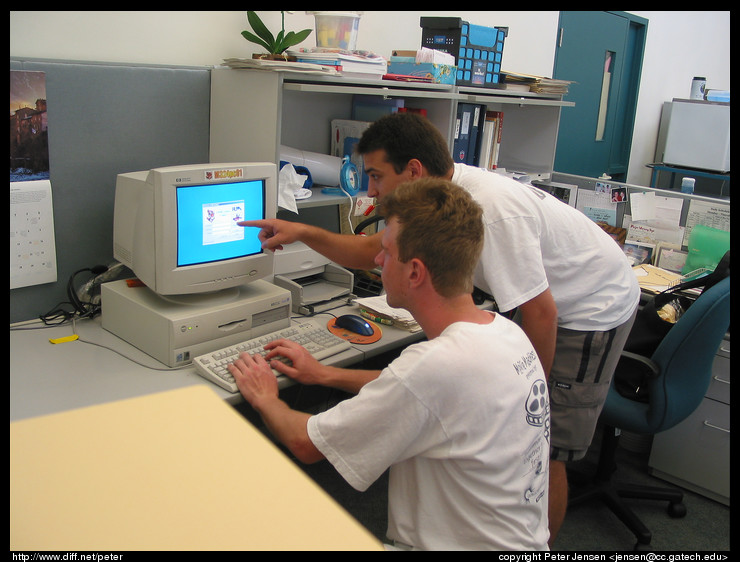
649 396 729 505
706 338 730 405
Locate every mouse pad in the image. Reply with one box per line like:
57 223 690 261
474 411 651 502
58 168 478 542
327 319 382 344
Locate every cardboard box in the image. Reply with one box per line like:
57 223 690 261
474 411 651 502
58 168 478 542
387 59 457 85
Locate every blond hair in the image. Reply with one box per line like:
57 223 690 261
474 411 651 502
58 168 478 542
381 178 484 297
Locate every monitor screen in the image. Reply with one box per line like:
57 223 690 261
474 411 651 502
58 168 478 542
176 180 264 267
113 162 277 295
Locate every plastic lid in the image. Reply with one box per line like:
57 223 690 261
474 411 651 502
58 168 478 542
307 11 363 17
681 177 696 187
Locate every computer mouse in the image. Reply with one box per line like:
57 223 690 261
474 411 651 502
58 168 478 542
334 314 374 336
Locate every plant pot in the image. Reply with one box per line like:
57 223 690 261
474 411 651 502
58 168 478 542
252 53 297 62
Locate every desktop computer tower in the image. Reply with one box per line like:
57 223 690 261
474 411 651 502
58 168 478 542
101 279 292 367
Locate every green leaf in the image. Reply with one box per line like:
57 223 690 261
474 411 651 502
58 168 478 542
240 30 271 52
246 11 274 46
293 28 313 44
274 30 285 53
242 12 312 54
279 28 313 52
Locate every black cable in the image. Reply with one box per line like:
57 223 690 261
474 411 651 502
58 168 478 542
40 265 109 325
67 265 108 316
38 303 78 326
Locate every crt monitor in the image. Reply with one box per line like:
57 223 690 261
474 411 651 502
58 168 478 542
113 162 277 295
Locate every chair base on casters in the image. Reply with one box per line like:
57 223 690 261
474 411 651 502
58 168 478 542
567 425 687 550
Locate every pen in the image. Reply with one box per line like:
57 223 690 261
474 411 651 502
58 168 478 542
359 309 393 326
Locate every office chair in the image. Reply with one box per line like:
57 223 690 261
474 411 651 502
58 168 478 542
568 276 730 550
350 216 385 298
353 214 384 235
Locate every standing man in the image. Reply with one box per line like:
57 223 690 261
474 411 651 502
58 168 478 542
241 113 639 544
231 179 551 550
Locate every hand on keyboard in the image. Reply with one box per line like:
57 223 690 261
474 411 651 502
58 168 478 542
192 320 352 393
261 338 332 386
227 352 280 404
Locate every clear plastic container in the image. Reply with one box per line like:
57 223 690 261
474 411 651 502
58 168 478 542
309 11 362 51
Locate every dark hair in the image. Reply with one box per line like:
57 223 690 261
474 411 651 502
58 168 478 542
381 178 483 297
357 113 453 177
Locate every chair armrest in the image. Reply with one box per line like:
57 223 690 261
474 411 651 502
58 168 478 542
619 350 661 380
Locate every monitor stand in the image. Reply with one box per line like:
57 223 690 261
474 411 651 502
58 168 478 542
101 279 292 367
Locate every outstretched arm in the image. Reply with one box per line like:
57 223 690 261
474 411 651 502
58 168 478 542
240 218 381 270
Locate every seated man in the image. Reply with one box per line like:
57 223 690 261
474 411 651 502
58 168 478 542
229 179 550 550
242 113 639 543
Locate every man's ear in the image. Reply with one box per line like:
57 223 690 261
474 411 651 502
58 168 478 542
406 158 425 179
407 257 427 289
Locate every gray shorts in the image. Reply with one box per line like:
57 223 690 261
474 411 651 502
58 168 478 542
547 309 637 462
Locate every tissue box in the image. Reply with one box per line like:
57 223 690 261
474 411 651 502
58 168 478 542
387 58 457 85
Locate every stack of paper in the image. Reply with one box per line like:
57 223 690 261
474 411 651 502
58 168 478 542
501 71 573 95
529 77 573 95
221 57 340 75
633 264 682 294
355 295 421 332
289 48 387 80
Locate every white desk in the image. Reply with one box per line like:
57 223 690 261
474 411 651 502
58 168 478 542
10 302 425 422
10 385 384 551
11 303 423 550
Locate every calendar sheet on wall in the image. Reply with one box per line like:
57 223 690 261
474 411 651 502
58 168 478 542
10 70 57 289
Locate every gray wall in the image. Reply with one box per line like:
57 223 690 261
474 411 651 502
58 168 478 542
10 59 211 323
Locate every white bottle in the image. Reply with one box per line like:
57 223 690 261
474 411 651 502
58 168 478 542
681 177 695 194
690 77 706 100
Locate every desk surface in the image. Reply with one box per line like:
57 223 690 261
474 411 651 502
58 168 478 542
10 385 384 551
10 302 425 422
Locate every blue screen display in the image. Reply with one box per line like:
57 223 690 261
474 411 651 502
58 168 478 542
176 180 264 266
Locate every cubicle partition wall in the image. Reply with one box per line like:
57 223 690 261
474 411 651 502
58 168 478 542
9 59 729 325
550 172 730 253
10 59 211 324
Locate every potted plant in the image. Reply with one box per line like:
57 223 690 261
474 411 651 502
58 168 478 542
242 11 312 60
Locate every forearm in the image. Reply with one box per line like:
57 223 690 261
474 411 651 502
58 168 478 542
251 395 324 464
252 369 381 463
317 365 382 394
298 224 380 270
522 319 556 377
517 289 558 377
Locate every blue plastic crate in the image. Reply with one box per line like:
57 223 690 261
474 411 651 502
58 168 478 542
420 17 508 88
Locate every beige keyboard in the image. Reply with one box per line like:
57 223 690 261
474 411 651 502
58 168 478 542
192 320 351 393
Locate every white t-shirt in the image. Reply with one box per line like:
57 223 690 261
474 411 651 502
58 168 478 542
307 313 550 551
452 163 640 331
